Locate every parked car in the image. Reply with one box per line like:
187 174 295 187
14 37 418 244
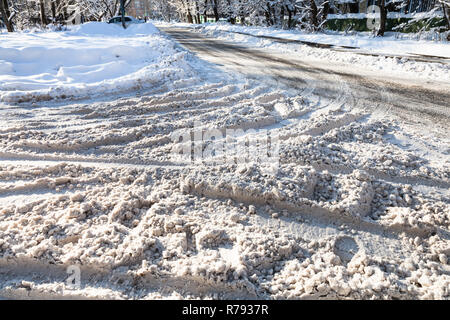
107 16 144 26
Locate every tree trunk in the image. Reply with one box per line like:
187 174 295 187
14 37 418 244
286 6 293 29
195 1 201 24
212 0 219 22
120 0 126 29
184 0 193 23
442 3 450 30
265 3 273 26
187 11 193 23
271 6 276 25
0 0 14 32
51 0 57 22
404 0 411 14
377 0 387 36
310 0 318 31
322 0 330 22
112 0 119 16
202 0 207 23
265 11 271 26
39 0 48 26
62 1 68 24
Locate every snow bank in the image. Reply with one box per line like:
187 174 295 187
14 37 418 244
68 21 159 36
0 22 196 103
194 23 450 58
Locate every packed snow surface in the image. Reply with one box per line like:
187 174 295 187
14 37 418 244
0 22 194 103
0 24 449 300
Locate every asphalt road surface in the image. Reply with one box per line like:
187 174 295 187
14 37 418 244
160 27 450 131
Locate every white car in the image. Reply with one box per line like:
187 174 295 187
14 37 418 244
107 16 144 26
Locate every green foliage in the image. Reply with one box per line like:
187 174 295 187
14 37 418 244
393 17 447 32
326 18 370 32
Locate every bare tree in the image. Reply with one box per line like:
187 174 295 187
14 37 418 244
39 0 48 26
2 0 446 33
212 0 219 21
0 0 14 32
377 0 387 36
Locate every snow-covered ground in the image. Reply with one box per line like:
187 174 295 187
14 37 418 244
0 22 197 103
162 22 450 82
190 22 450 58
0 23 449 300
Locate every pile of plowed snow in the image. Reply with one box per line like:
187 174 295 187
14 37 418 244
0 22 448 300
0 69 448 299
0 22 196 103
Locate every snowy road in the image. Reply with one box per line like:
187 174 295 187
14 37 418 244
0 25 449 299
161 26 450 128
